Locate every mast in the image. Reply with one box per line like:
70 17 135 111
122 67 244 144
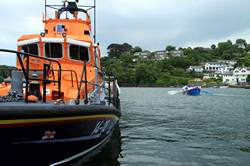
94 0 96 43
45 0 47 20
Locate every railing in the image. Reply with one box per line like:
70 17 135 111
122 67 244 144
0 49 62 103
0 49 119 108
76 62 120 109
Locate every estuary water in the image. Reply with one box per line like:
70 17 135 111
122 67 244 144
78 88 250 166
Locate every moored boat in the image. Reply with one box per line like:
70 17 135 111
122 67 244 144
0 0 120 165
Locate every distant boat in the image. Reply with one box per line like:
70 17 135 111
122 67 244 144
182 85 201 96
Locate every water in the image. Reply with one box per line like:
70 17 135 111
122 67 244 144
76 88 250 166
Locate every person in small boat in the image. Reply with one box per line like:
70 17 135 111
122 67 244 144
182 85 189 95
182 85 200 95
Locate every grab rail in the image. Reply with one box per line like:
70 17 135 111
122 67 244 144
0 49 62 103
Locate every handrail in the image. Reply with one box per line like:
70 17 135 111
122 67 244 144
0 49 62 103
75 61 117 105
0 69 78 89
0 50 118 106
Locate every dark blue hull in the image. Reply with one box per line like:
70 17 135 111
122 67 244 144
187 88 201 96
0 104 121 165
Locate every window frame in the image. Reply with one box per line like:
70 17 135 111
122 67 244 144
44 42 64 59
68 44 90 63
20 43 40 56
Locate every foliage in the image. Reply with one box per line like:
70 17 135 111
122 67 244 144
107 43 133 58
236 39 247 47
0 76 3 83
0 65 15 80
166 45 176 52
247 75 250 83
103 39 250 87
131 46 142 54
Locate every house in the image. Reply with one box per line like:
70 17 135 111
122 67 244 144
217 66 234 74
204 62 227 72
134 50 151 60
188 66 204 73
172 50 184 57
222 71 235 85
203 72 220 80
166 50 184 57
233 67 250 84
153 50 167 60
222 67 250 85
217 60 237 66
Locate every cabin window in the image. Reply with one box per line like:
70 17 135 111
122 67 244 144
45 43 63 58
21 44 39 56
69 45 89 61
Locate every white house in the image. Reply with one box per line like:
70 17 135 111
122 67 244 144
188 66 204 73
217 66 234 74
217 60 237 66
154 50 167 60
166 50 184 57
204 62 227 72
222 71 235 85
171 50 184 57
222 67 250 85
203 73 220 80
233 67 250 83
134 50 151 60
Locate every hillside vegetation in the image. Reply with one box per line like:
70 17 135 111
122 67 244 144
102 39 250 87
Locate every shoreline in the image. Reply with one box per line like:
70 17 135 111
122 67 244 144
119 85 250 89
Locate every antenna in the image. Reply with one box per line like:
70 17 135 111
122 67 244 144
45 0 47 20
94 0 96 43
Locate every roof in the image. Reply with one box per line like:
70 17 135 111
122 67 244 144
190 66 203 69
222 71 233 75
234 67 250 71
205 62 226 65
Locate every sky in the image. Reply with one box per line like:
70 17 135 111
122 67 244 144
1 0 250 66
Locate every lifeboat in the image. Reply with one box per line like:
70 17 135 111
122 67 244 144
0 0 121 165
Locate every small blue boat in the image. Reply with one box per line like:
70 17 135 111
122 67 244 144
182 85 201 96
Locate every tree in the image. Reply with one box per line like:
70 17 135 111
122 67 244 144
0 76 3 83
218 40 233 52
246 44 250 52
183 47 193 56
247 75 250 83
135 64 157 85
166 45 176 52
236 39 247 48
107 43 133 58
211 44 216 50
107 43 122 58
217 40 233 59
222 50 234 60
121 43 133 53
131 46 142 54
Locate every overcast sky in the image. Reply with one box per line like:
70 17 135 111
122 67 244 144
1 0 250 66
